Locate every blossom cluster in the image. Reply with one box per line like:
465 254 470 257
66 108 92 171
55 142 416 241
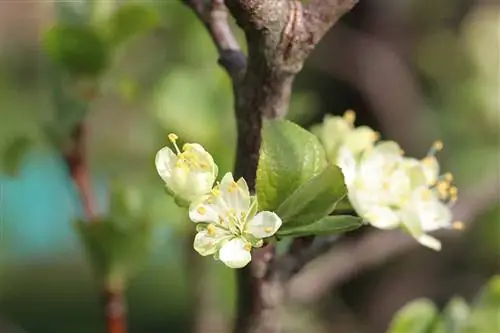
314 110 462 250
155 134 282 268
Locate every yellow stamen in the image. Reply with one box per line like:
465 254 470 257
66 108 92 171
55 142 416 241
399 148 405 155
449 186 458 197
168 133 181 154
211 188 220 197
197 206 206 215
264 227 273 233
168 133 178 142
452 221 465 230
207 224 216 236
343 110 356 124
433 140 443 151
444 172 454 182
436 181 450 197
182 143 191 151
244 244 252 251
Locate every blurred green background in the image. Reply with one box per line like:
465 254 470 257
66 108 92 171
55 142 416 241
0 0 498 332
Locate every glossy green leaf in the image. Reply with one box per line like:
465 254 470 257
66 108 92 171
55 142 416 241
276 164 346 227
464 275 500 333
277 215 363 237
106 4 159 45
2 137 31 176
256 119 327 212
75 218 152 283
388 299 439 333
43 24 109 76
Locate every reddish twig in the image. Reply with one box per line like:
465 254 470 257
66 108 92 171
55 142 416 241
62 121 128 333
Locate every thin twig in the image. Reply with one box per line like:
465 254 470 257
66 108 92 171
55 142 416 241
62 121 128 333
289 169 500 303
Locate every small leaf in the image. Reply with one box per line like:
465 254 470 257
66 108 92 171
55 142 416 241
106 4 159 45
277 215 363 237
464 275 500 333
443 297 470 333
43 24 109 76
276 164 346 227
256 119 327 212
75 219 152 282
388 299 439 333
2 137 31 176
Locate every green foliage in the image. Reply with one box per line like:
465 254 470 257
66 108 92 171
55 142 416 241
277 215 363 237
256 119 327 212
43 24 109 76
434 297 470 333
105 3 160 45
388 299 439 333
276 164 347 227
464 276 500 333
388 276 500 333
75 219 152 285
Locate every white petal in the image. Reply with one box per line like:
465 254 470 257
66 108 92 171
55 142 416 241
218 238 252 268
246 211 282 238
421 156 440 186
343 126 378 154
364 206 400 229
189 196 220 223
155 147 177 183
218 172 251 216
337 147 357 187
193 228 229 256
416 234 442 251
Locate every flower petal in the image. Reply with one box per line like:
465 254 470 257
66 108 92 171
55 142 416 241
246 211 282 238
219 238 252 268
193 227 230 256
218 173 251 214
363 206 400 229
155 147 177 183
416 234 442 251
189 195 220 223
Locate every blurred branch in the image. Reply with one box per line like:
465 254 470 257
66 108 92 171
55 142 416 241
289 169 500 303
309 24 433 152
63 122 96 221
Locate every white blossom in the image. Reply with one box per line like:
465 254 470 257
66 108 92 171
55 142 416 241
155 133 218 204
189 173 282 268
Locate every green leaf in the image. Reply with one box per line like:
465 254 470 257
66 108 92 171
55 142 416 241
276 164 346 227
2 137 31 176
75 219 152 283
388 299 439 333
432 297 470 333
464 275 500 333
276 215 363 237
43 24 109 76
256 119 327 212
106 4 159 45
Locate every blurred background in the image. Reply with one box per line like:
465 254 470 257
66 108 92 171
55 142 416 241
0 0 498 333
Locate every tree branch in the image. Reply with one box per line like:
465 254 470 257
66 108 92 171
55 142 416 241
62 122 127 333
185 1 359 332
183 0 246 81
289 169 500 303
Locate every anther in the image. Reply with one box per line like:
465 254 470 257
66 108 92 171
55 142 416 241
444 172 454 182
452 221 465 230
197 206 206 215
343 110 356 124
264 227 273 233
433 140 443 151
207 224 216 236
